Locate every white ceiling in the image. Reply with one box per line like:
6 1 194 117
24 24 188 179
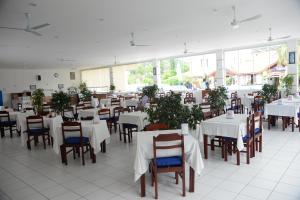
0 0 299 69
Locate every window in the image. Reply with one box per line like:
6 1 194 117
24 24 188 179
160 54 216 90
81 68 110 92
113 62 154 92
225 44 287 87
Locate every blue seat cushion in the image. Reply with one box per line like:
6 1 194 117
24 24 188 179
0 120 16 126
242 135 251 142
298 112 300 118
223 136 236 141
254 128 262 134
65 137 89 145
155 156 182 168
99 116 110 120
28 128 49 134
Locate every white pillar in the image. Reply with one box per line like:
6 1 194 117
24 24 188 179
287 39 299 93
109 66 113 86
153 59 161 87
215 49 226 87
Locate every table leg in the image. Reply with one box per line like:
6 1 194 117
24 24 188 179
204 134 208 159
101 140 106 153
189 167 195 193
140 173 146 197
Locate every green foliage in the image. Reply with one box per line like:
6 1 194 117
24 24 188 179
145 93 204 129
226 77 234 85
127 63 154 85
142 84 159 99
79 82 92 101
259 84 278 104
51 91 71 114
281 75 293 96
32 89 45 114
160 58 190 85
207 86 228 112
109 84 116 91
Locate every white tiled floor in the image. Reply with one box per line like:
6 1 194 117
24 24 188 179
1 122 300 200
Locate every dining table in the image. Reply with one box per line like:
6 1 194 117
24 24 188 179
118 111 148 131
134 129 204 197
200 114 248 159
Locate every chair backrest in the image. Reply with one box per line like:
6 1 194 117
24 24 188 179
252 112 262 132
153 133 185 165
186 93 193 98
122 107 131 113
111 98 121 106
231 92 237 99
82 106 94 110
118 95 125 101
98 108 111 119
200 103 211 112
246 115 253 139
236 98 241 106
253 95 263 112
26 115 44 130
126 105 135 112
0 111 10 122
61 121 83 143
144 123 169 131
184 97 195 104
76 104 85 113
113 106 124 117
42 103 52 112
231 98 237 108
83 101 92 107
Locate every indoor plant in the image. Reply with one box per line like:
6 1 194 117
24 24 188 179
109 84 116 93
281 75 293 96
146 93 203 129
207 86 228 115
142 84 158 100
79 82 92 101
31 88 45 114
259 84 278 104
51 91 71 114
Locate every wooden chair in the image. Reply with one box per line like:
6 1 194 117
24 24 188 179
26 116 51 150
253 95 263 113
63 107 75 121
60 121 95 165
230 98 243 114
144 123 169 131
98 108 113 134
126 105 136 112
253 112 263 154
183 97 195 104
231 92 237 99
150 133 185 199
75 104 85 120
83 101 92 107
222 115 254 165
111 98 121 106
0 111 18 138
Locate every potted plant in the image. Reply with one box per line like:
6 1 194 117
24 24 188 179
146 93 204 130
281 75 293 96
79 82 92 101
31 88 45 114
51 91 71 114
207 86 228 115
142 84 159 102
109 84 116 93
259 84 278 104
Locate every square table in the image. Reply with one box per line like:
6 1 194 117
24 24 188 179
200 114 248 159
134 129 204 197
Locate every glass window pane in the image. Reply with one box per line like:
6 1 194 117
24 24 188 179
81 68 110 92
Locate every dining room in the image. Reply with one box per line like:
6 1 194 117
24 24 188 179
1 0 300 200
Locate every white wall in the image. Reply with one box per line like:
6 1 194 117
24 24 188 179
0 68 80 106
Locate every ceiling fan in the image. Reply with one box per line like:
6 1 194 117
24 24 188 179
0 13 50 36
130 32 151 47
183 42 194 54
230 5 261 29
266 27 290 42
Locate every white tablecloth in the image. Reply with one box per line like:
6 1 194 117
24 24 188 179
121 99 139 108
78 108 99 119
9 111 34 132
100 99 111 107
53 120 110 154
91 97 99 108
118 111 148 131
200 114 248 151
134 129 204 181
264 100 300 123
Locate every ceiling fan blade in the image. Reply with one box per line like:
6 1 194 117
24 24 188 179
274 35 291 40
239 14 262 23
133 44 151 47
31 23 50 30
26 30 42 36
0 27 24 30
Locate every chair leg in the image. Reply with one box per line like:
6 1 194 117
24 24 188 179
9 126 13 138
42 135 46 149
119 124 122 141
182 170 186 197
210 139 215 151
154 169 158 199
73 147 76 159
246 143 250 164
27 138 31 150
81 146 85 165
224 141 228 162
259 136 262 152
175 172 178 184
0 127 4 138
236 149 240 165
